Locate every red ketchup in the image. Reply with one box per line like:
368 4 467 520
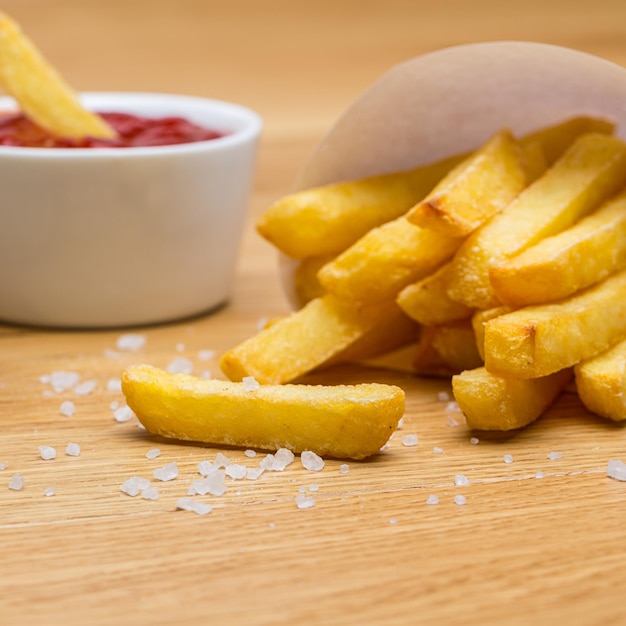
0 112 224 148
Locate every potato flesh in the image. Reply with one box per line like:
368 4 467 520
489 189 626 307
447 133 626 310
484 267 626 378
0 12 115 139
122 365 405 460
452 367 573 431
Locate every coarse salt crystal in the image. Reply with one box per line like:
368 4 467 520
445 401 461 413
606 459 626 481
272 448 295 471
454 494 467 506
49 371 80 392
454 474 469 486
176 497 212 515
39 446 56 460
547 451 563 461
146 448 161 460
189 470 227 496
446 416 460 427
0 462 6 470
197 460 214 476
225 464 247 480
74 380 97 396
166 357 193 374
426 494 439 505
9 474 24 490
401 434 418 447
296 494 316 509
433 446 444 455
176 343 185 352
503 454 514 464
60 400 76 417
246 467 265 480
107 378 122 392
535 471 544 479
309 483 320 492
116 333 146 351
113 405 134 423
301 450 324 471
244 449 257 458
437 391 451 402
153 462 179 482
65 443 81 457
198 349 216 361
141 486 160 500
109 401 119 410
242 376 260 391
121 476 151 496
339 464 349 474
43 487 55 497
397 417 404 429
470 437 480 445
213 452 232 468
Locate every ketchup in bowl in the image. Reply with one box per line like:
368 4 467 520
0 111 224 148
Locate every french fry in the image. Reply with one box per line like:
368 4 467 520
316 216 461 303
397 262 473 326
0 12 115 139
447 133 626 310
405 129 532 237
471 306 511 360
122 365 405 460
484 267 626 379
452 366 573 431
293 255 330 306
220 294 401 384
490 188 626 307
257 153 464 259
574 339 626 422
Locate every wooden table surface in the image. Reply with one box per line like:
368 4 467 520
3 1 626 624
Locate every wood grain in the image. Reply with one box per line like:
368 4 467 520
2 1 626 624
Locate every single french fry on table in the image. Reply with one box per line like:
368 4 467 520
484 267 626 379
256 153 464 259
452 366 573 431
220 294 401 385
447 133 626 310
405 129 533 237
122 365 405 460
574 338 626 422
489 188 626 307
397 262 473 326
0 12 115 139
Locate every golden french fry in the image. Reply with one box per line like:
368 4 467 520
122 365 405 460
490 188 626 307
447 133 626 310
256 153 464 259
471 306 511 360
0 12 115 139
316 216 461 303
406 129 531 237
452 366 573 431
397 262 473 326
484 267 626 379
292 255 329 306
220 294 401 384
574 339 626 422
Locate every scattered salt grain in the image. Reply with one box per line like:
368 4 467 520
246 467 265 480
445 401 461 413
446 416 460 428
65 443 81 457
39 446 56 461
606 459 626 481
166 357 193 374
301 450 325 471
296 494 316 509
225 464 247 480
43 487 55 497
470 437 480 445
213 452 232 469
176 343 185 352
397 417 404 429
401 434 418 447
113 405 134 423
0 462 6 470
454 474 469 486
259 454 277 471
153 462 179 482
74 380 97 396
107 378 122 392
535 471 544 479
426 494 439 505
339 464 349 474
309 483 320 492
103 348 121 359
116 333 146 351
272 448 295 471
141 486 160 500
121 476 151 496
256 317 268 331
176 497 212 515
145 448 161 460
242 376 260 391
454 494 467 506
197 460 214 476
109 400 119 410
48 371 80 392
60 400 76 417
198 349 216 361
433 446 444 455
437 391 451 403
244 449 257 458
547 451 563 461
189 470 226 496
9 474 24 490
503 454 514 464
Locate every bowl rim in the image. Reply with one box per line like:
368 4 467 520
0 91 263 159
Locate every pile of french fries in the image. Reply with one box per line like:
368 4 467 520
221 116 626 431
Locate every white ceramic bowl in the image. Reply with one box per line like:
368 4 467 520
0 92 262 328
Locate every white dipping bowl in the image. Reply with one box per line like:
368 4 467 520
0 92 262 328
